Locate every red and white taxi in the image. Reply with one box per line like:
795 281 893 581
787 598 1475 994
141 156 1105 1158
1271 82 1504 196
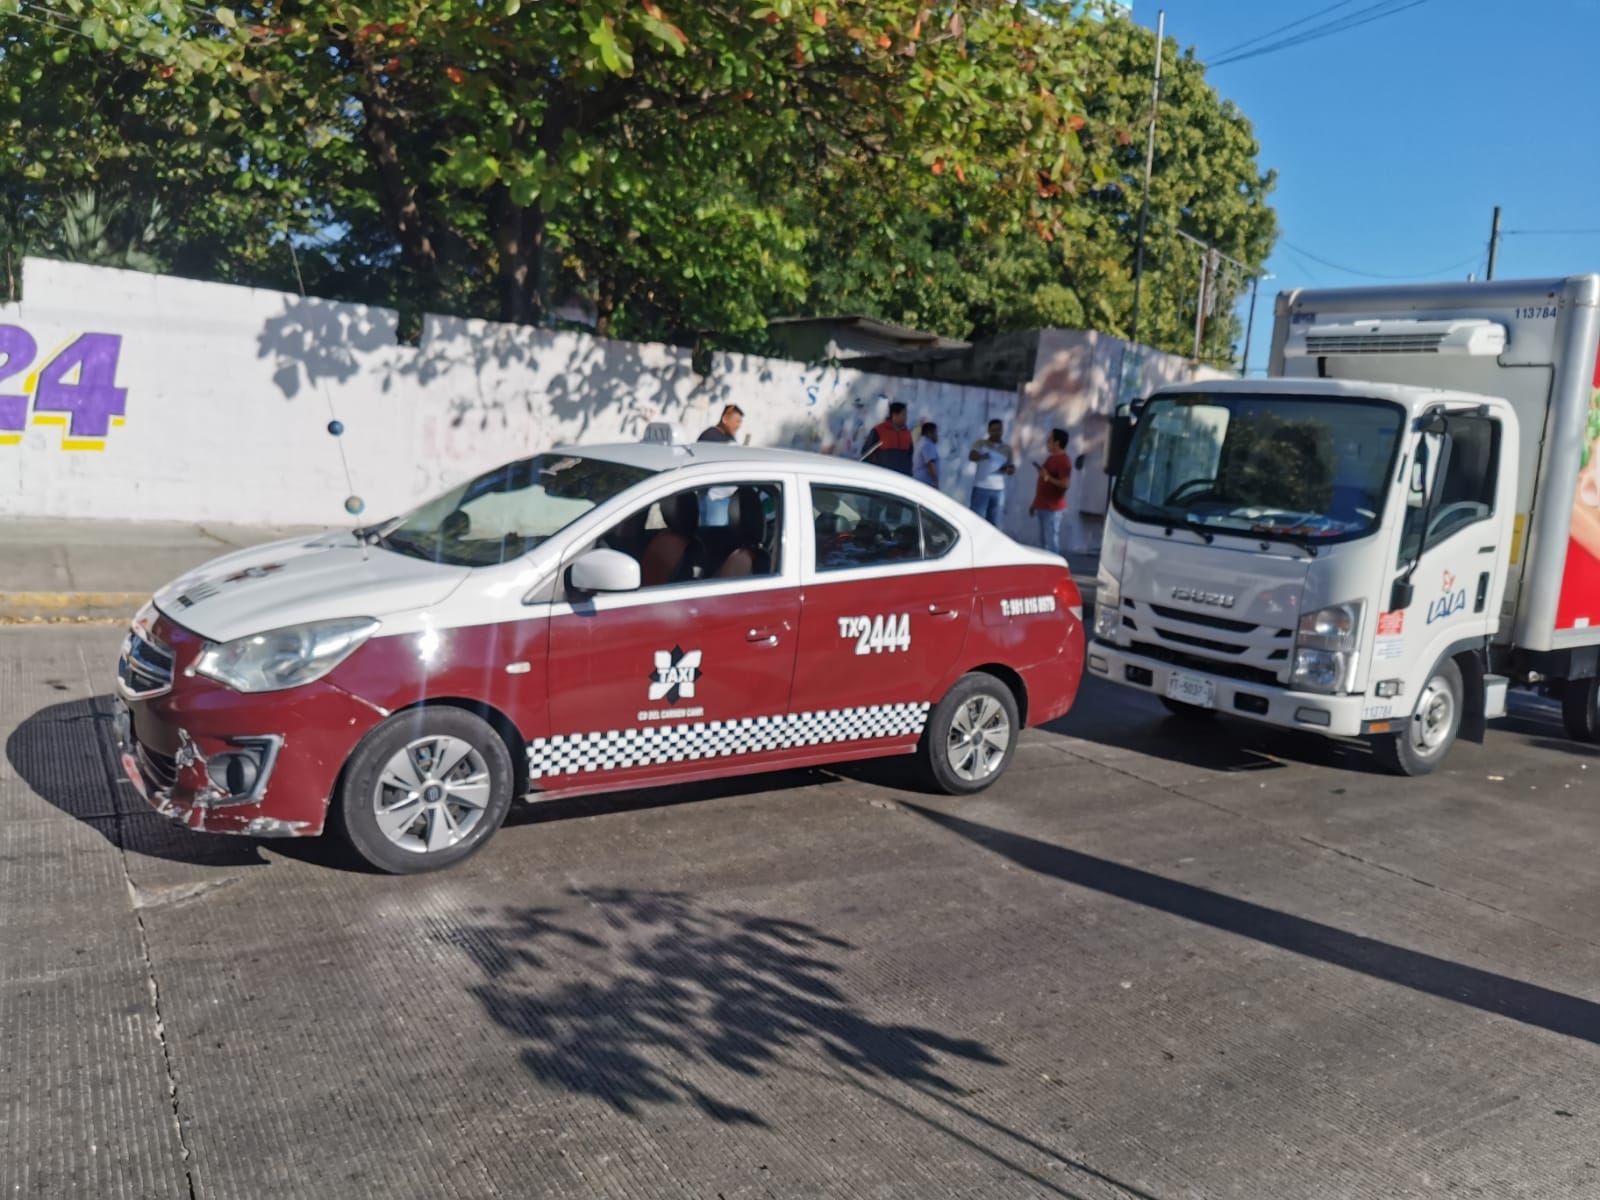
114 442 1085 872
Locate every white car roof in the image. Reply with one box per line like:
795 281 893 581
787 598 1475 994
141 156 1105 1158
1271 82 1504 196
557 440 889 480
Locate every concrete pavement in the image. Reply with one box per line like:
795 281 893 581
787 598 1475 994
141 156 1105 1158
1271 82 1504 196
5 624 1599 1198
0 517 1102 621
0 518 320 622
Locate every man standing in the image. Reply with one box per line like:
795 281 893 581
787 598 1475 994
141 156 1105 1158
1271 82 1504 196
1029 427 1073 556
699 405 744 443
967 419 1016 524
861 401 914 475
912 422 940 489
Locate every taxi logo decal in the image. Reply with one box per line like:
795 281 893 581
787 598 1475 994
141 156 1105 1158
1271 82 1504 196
649 645 703 703
838 613 911 656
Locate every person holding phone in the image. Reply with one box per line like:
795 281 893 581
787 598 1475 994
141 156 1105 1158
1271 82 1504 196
967 419 1016 525
1028 427 1072 556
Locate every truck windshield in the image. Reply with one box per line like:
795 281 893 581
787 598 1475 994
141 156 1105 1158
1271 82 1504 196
378 454 657 567
1114 394 1404 544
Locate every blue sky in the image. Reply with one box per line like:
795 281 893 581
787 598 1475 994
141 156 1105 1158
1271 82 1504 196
1130 0 1600 372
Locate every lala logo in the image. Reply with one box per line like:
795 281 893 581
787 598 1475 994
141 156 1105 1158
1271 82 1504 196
648 645 703 703
1426 568 1467 625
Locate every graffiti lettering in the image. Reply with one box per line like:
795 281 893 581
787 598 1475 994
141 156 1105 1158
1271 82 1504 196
0 326 129 449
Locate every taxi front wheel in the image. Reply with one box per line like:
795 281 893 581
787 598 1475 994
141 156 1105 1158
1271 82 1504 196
333 708 515 874
920 673 1020 795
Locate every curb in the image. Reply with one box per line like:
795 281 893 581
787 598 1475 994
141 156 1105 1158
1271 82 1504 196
0 591 145 624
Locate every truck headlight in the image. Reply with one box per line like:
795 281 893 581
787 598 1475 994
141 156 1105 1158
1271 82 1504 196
194 618 380 693
1093 572 1122 642
1291 602 1364 695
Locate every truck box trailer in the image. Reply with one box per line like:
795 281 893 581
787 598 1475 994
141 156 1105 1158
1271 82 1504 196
1090 275 1600 773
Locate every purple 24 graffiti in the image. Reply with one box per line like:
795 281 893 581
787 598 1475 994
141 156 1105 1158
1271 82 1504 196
0 325 129 438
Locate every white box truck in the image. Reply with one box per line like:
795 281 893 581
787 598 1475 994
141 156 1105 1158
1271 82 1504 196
1091 275 1600 774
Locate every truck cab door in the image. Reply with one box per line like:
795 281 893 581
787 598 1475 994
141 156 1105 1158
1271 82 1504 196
1378 412 1513 716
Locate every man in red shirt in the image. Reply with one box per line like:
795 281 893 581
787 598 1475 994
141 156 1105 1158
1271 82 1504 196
1029 427 1072 556
861 401 914 475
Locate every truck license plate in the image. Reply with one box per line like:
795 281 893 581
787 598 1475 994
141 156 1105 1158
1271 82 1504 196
1166 672 1216 709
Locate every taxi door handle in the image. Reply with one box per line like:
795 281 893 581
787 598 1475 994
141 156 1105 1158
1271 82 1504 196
927 604 961 620
747 626 782 646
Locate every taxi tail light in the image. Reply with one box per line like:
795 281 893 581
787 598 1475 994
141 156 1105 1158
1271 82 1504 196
1055 574 1082 623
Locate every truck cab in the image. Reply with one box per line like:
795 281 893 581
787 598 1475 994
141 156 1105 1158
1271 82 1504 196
1091 274 1600 774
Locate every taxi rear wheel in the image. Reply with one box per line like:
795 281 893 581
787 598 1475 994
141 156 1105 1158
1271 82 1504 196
333 708 514 874
920 672 1020 795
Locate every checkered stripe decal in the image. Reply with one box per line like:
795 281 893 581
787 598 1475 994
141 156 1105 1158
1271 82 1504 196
528 702 931 780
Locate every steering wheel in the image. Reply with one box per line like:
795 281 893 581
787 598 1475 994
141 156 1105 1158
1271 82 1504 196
1164 478 1218 506
1427 500 1489 542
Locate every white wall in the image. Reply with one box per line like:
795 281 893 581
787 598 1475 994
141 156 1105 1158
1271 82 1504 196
0 258 1014 527
0 258 1226 553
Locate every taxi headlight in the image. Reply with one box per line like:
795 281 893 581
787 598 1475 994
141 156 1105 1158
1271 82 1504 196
194 618 380 693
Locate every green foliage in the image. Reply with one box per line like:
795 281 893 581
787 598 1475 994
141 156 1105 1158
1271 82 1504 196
1 1 1273 357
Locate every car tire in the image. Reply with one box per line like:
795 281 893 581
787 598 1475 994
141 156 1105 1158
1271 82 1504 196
1371 658 1463 777
919 672 1021 795
1561 676 1600 743
1160 696 1218 720
332 707 515 874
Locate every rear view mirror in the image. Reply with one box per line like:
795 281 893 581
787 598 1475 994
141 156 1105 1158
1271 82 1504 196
1108 404 1137 478
569 548 640 595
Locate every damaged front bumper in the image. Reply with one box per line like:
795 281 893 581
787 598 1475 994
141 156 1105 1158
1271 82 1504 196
114 612 385 837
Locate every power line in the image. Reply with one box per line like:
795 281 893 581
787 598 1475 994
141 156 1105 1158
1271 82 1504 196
1277 238 1483 282
1210 0 1434 69
1210 0 1362 61
1503 228 1600 237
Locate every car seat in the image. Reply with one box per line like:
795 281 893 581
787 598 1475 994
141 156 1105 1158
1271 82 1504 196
715 487 773 578
640 492 704 586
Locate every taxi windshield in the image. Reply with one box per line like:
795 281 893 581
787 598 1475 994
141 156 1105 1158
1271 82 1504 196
379 454 657 567
1113 393 1404 545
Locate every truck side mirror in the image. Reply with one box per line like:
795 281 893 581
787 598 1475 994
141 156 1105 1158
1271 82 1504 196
1390 577 1415 612
1107 406 1137 478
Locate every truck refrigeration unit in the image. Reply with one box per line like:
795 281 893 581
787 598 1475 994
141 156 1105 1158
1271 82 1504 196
1091 275 1600 774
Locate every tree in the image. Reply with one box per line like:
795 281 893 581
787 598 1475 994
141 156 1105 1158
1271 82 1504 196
791 11 1277 361
30 0 1100 331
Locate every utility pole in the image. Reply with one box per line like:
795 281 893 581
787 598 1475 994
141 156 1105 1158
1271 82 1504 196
1128 9 1164 354
1192 247 1217 362
1240 272 1264 377
1486 205 1502 280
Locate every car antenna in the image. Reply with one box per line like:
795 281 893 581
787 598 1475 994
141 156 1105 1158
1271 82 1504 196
288 234 370 561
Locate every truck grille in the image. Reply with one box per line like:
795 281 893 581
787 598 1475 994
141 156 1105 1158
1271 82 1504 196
118 626 175 697
1125 598 1293 684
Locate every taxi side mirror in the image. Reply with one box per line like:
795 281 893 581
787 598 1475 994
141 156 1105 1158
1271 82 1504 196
568 548 641 595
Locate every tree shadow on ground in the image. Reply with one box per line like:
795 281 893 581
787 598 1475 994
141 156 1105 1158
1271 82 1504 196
5 696 270 867
436 887 1003 1127
905 802 1600 1048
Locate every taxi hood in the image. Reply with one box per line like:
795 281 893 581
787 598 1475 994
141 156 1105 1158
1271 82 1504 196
152 531 471 645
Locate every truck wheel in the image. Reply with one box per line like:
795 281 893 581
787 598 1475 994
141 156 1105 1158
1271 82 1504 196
1160 697 1218 720
1372 658 1462 777
1561 677 1600 743
919 672 1020 795
333 707 514 874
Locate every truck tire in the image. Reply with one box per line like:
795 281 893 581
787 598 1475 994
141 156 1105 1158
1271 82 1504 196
1561 677 1600 743
919 672 1021 795
1371 658 1462 777
333 707 514 874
